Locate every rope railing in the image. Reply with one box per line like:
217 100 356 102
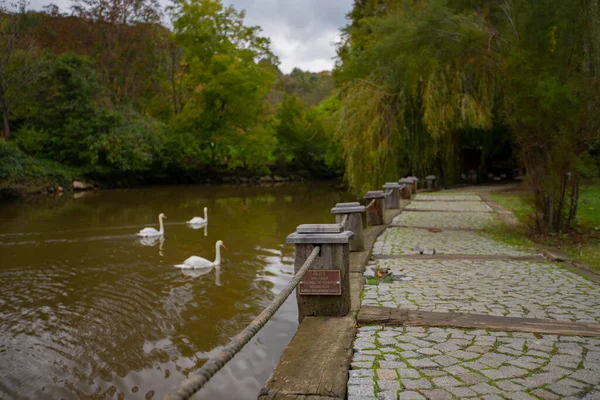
366 198 376 208
165 245 322 400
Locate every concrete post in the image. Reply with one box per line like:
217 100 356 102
363 190 387 226
399 178 413 199
382 182 402 210
331 202 366 252
286 224 353 323
426 175 438 191
408 176 419 194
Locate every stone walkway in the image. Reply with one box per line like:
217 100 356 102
349 190 600 400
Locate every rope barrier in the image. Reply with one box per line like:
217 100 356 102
366 199 376 208
165 245 322 400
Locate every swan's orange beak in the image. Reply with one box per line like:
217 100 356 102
163 216 168 219
222 244 227 249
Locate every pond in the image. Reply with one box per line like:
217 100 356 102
0 182 353 399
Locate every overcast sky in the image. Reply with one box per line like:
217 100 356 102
25 0 353 73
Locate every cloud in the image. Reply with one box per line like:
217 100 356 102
24 0 352 73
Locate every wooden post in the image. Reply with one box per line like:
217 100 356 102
383 182 402 209
331 202 366 252
286 224 353 323
426 175 438 191
408 176 419 194
399 178 413 199
363 190 387 226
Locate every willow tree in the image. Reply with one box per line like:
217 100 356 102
336 0 600 233
336 0 499 192
500 0 600 232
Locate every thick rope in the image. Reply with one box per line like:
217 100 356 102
165 245 322 400
367 199 376 208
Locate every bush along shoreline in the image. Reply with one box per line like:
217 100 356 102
0 141 321 199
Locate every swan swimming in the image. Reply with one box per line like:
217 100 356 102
137 213 167 237
175 240 225 270
187 207 208 225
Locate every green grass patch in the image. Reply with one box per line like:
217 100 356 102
489 182 600 270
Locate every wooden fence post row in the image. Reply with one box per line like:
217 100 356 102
426 175 438 191
363 190 387 226
407 176 419 194
382 182 402 210
398 178 413 199
286 224 353 323
330 202 366 252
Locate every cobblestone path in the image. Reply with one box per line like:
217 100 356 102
349 190 600 400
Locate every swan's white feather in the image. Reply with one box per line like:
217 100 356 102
176 256 213 269
137 227 160 237
187 217 206 224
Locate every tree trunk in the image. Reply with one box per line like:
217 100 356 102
0 93 10 140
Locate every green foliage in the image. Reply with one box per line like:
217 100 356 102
336 0 600 231
274 94 341 177
0 141 74 194
1 1 339 192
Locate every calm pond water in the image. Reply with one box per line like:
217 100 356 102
0 182 353 399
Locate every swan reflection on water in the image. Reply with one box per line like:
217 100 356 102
138 235 165 256
180 264 222 286
187 222 208 237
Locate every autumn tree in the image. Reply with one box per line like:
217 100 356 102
0 0 37 139
70 0 164 106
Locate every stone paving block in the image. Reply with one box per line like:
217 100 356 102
378 380 401 391
401 378 432 390
470 382 502 394
377 369 398 380
503 392 538 400
397 368 421 379
408 358 439 368
398 391 425 400
431 376 461 387
377 391 397 400
348 383 376 396
419 388 453 400
531 388 560 400
444 385 478 397
493 379 525 392
348 396 378 400
480 365 528 380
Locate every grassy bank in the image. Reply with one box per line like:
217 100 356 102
490 181 600 269
0 142 76 198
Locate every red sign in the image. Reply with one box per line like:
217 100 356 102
299 270 342 296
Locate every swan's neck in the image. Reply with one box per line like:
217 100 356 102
214 243 221 265
204 208 208 222
158 216 165 234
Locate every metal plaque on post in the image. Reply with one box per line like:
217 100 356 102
299 270 342 296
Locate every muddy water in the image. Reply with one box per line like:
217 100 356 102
0 182 352 399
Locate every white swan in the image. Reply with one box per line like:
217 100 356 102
187 207 208 225
175 240 225 270
137 213 167 237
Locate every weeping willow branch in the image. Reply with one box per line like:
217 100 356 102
337 80 403 194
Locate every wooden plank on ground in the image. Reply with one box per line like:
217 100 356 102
389 224 484 231
357 306 600 337
258 316 355 400
372 254 547 262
